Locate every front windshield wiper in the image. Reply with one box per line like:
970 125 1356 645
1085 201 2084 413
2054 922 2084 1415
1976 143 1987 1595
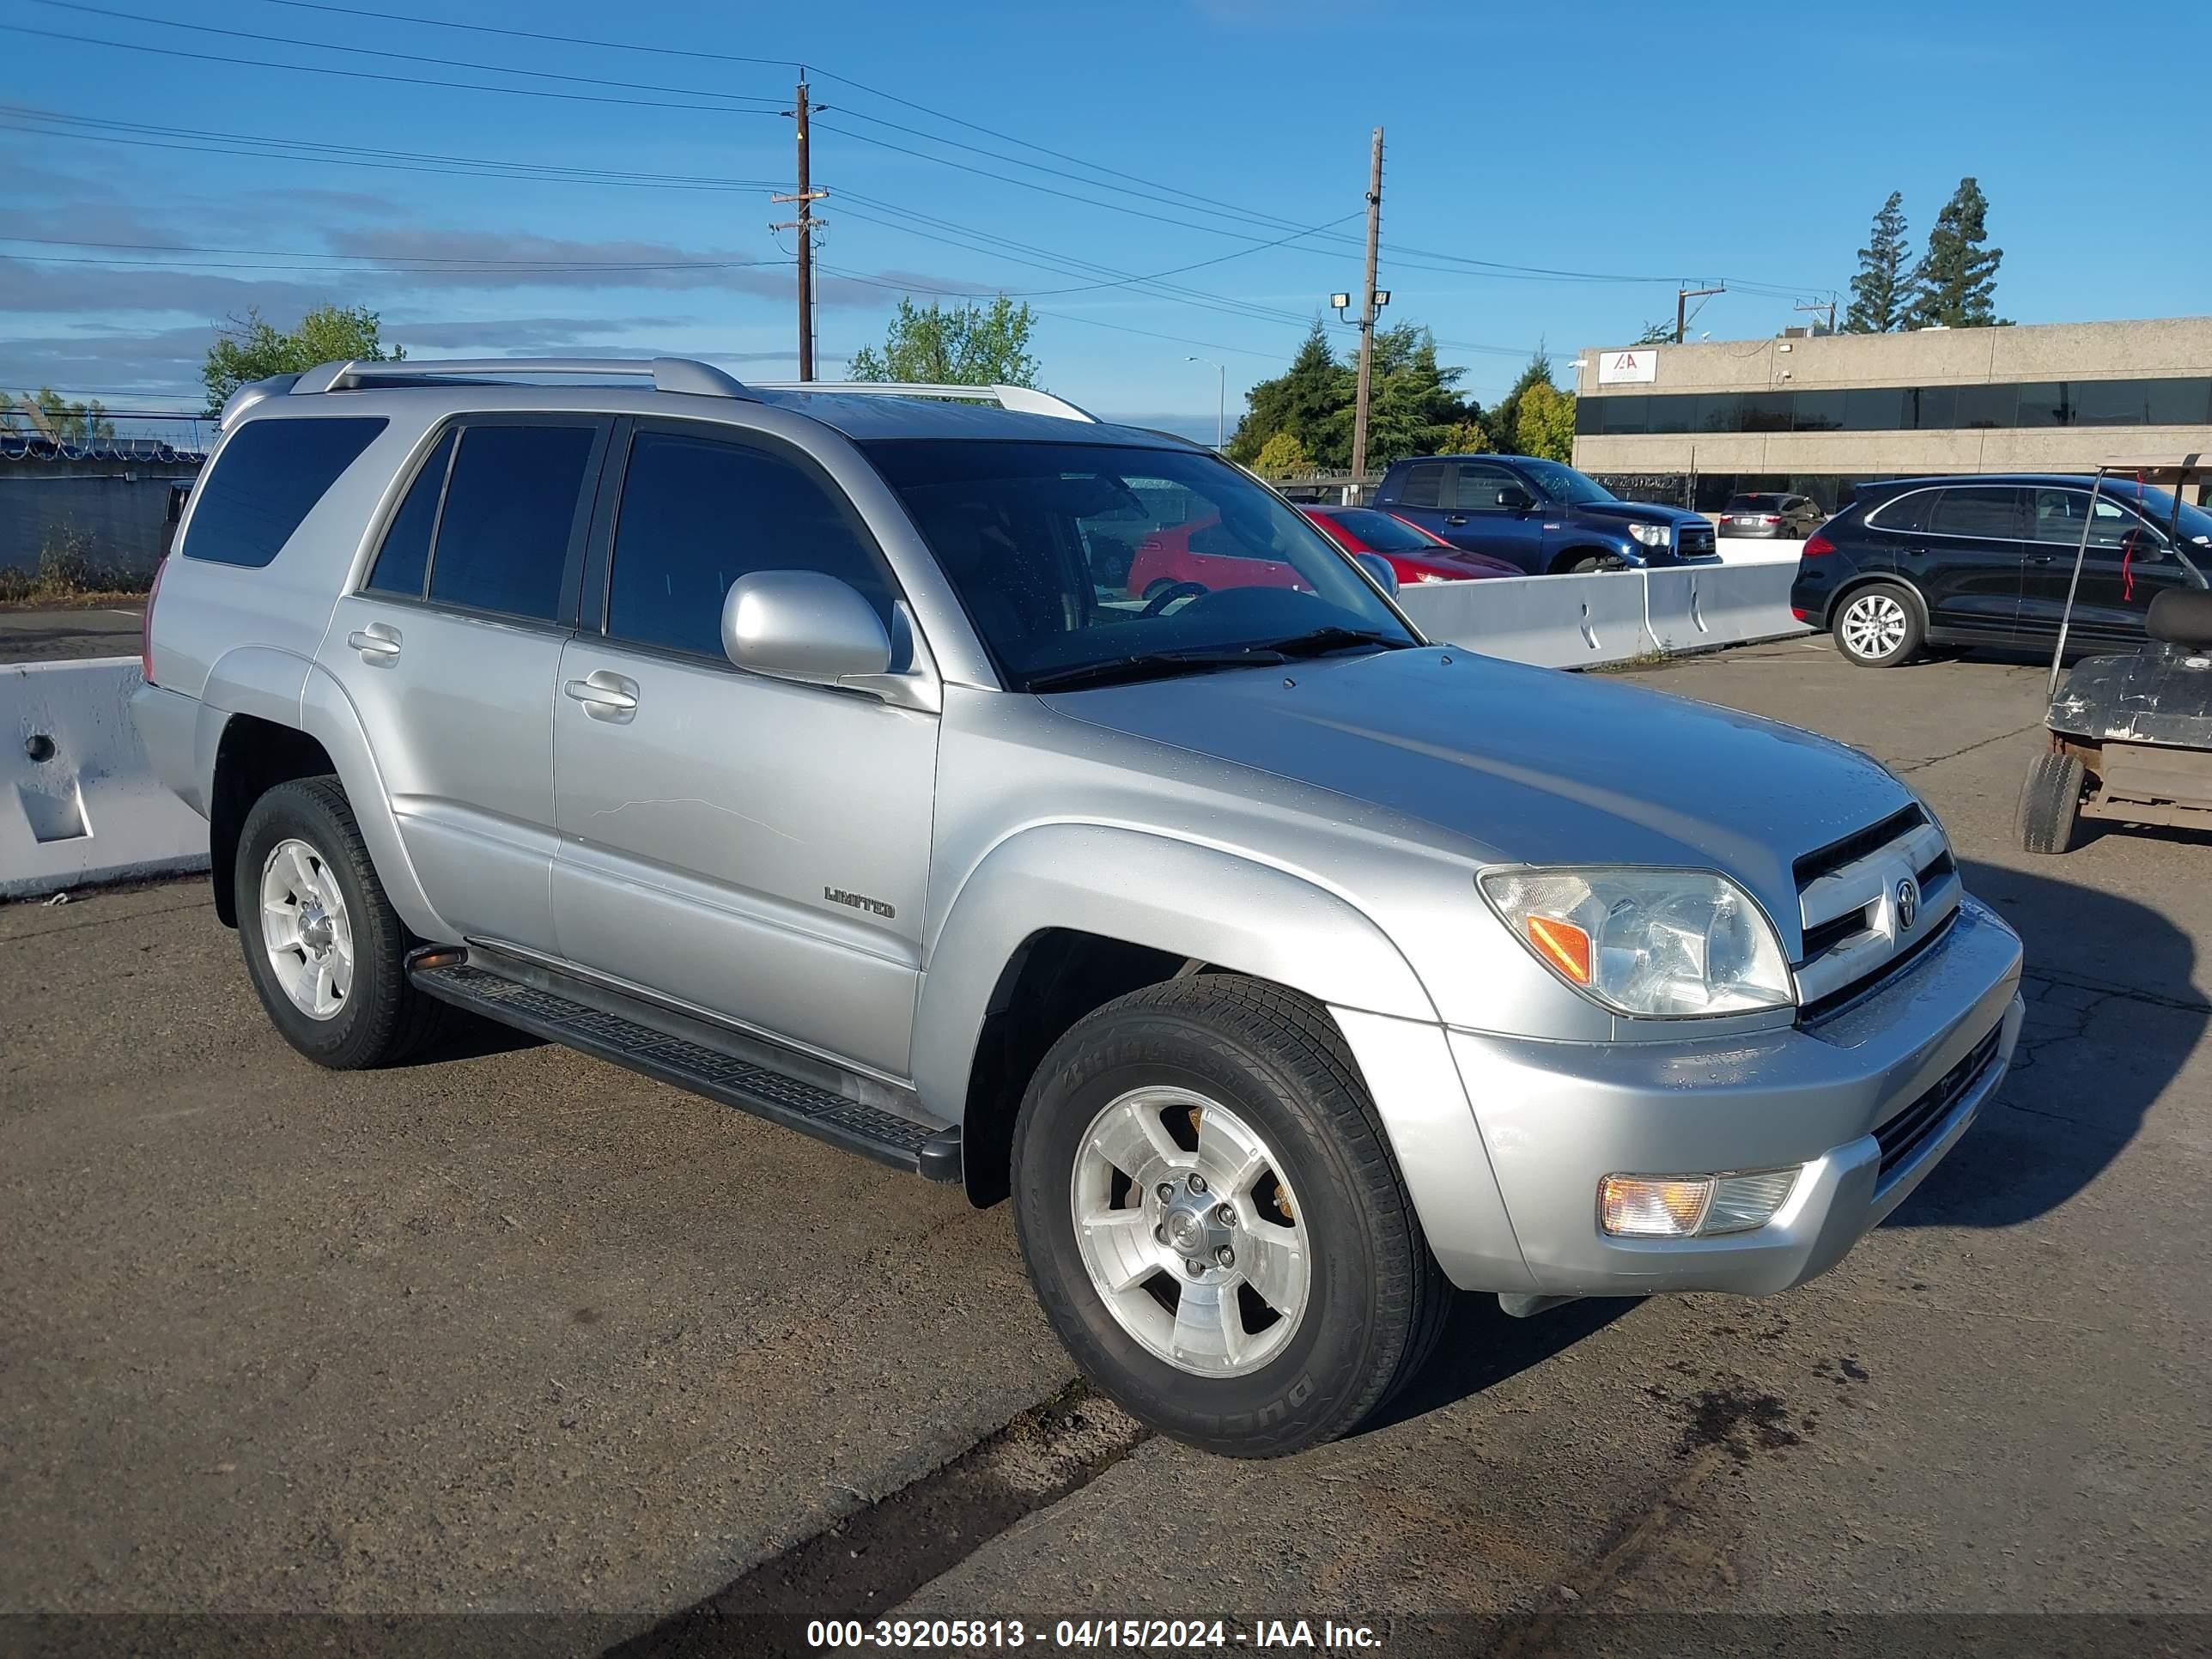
1255 626 1415 659
1025 647 1289 693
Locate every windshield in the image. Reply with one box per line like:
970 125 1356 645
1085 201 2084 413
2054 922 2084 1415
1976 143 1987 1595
1727 495 1784 512
866 441 1417 690
1318 507 1445 552
1516 459 1618 506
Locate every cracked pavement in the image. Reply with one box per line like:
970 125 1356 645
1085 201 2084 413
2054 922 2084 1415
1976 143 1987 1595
2 635 2205 1650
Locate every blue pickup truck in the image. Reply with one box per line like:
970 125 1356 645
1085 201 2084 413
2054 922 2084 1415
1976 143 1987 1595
1371 453 1717 575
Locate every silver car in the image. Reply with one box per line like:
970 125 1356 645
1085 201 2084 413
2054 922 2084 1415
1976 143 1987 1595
134 358 2024 1457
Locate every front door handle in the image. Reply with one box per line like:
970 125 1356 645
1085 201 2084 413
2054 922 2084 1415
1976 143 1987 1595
348 623 402 661
1443 514 1468 526
564 672 639 720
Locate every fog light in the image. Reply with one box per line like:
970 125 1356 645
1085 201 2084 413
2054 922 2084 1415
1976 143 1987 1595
1599 1167 1801 1237
1704 1169 1800 1234
1599 1175 1712 1237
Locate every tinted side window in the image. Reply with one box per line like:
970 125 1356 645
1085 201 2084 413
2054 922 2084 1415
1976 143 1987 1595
1452 463 1518 511
1929 486 2027 540
2032 489 2143 550
1868 489 1941 534
366 429 455 598
605 429 890 659
182 417 386 568
1397 463 1445 508
428 424 598 622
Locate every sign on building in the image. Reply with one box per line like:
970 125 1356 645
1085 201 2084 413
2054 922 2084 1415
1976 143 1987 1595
1598 349 1658 386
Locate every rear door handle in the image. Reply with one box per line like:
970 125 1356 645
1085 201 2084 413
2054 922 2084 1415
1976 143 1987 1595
348 624 401 660
564 673 639 720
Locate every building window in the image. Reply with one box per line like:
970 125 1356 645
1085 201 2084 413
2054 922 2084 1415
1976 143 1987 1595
1577 375 2212 438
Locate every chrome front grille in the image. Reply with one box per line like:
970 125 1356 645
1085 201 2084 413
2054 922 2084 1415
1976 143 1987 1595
1792 805 1960 1015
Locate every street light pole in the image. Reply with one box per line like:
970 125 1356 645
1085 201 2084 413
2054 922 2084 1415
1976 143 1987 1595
1186 356 1224 451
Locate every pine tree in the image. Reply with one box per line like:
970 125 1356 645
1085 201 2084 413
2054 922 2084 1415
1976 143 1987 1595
1225 319 1338 465
1908 178 2006 329
1844 191 1911 333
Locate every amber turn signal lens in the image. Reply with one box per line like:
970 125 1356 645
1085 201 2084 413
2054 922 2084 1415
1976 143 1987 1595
1525 915 1594 984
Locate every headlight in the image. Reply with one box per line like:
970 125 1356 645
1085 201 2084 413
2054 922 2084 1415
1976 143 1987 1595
1627 523 1671 548
1479 867 1795 1017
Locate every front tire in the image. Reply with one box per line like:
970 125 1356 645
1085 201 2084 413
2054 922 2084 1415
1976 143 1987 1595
1832 582 1923 668
234 775 446 1069
1012 976 1447 1458
2017 750 2086 854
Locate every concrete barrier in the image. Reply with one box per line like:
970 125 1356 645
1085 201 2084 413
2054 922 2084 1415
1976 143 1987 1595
1644 562 1813 653
1396 569 1654 669
2 657 207 899
1398 560 1811 667
1714 536 1808 567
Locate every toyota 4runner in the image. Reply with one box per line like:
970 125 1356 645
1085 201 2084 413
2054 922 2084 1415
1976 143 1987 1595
135 358 2025 1457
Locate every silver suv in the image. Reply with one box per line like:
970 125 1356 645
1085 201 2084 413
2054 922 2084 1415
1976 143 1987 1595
135 357 2025 1457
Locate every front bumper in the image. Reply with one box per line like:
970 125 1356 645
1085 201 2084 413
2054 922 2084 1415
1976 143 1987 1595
1439 895 2023 1297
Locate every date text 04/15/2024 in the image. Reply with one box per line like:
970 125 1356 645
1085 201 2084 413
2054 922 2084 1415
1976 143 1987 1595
805 1618 1383 1650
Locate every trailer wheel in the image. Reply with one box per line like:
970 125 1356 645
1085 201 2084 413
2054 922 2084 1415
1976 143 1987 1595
2017 750 2085 854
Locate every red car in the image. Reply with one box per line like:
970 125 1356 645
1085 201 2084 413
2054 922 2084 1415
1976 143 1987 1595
1124 514 1306 600
1303 506 1523 585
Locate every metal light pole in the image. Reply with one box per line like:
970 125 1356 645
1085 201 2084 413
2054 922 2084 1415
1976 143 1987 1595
1186 356 1225 451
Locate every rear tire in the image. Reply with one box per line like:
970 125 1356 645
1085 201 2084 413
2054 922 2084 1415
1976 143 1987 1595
2017 750 2086 854
1832 582 1923 668
1012 975 1447 1458
235 775 447 1069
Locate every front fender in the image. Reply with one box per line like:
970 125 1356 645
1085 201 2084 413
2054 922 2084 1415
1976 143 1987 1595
909 821 1437 1121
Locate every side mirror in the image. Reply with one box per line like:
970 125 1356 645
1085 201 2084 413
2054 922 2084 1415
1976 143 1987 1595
1498 485 1536 513
1352 552 1401 596
722 570 891 687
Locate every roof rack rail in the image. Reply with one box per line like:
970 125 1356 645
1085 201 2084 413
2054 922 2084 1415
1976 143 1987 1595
289 356 751 398
751 381 1097 424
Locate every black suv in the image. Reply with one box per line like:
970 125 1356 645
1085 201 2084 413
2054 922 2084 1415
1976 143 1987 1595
1792 473 2212 667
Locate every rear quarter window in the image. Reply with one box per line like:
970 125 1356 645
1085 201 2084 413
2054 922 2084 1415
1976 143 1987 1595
180 416 387 568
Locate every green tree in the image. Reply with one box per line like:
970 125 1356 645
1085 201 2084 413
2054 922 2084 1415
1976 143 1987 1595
846 295 1039 386
1227 319 1340 465
1844 191 1911 333
1480 349 1562 455
202 304 400 413
1251 429 1313 477
1434 419 1490 455
3 388 114 441
1909 177 2006 329
1632 319 1677 346
1513 380 1576 462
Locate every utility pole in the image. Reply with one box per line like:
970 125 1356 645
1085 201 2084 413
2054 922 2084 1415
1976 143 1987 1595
1675 283 1725 344
1348 126 1384 493
1794 297 1837 336
772 77 829 380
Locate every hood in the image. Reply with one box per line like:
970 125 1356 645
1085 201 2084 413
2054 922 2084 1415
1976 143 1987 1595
1569 499 1708 529
1049 647 1914 933
1406 549 1523 580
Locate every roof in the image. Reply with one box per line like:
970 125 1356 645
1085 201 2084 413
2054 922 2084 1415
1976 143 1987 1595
746 388 1186 448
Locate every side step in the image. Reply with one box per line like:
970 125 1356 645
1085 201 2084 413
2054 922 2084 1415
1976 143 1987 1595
407 947 962 1183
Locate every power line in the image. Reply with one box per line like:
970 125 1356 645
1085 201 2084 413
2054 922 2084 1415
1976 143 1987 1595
0 234 777 270
35 0 790 107
0 21 787 117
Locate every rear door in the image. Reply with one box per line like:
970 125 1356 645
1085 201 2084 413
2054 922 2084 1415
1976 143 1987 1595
322 415 610 952
1912 484 2031 641
2020 485 2192 646
1376 461 1459 546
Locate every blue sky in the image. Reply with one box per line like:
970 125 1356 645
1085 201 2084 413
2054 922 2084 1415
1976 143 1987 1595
6 0 2209 440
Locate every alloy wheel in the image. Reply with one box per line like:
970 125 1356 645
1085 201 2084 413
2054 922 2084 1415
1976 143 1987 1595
258 836 355 1020
1840 592 1909 660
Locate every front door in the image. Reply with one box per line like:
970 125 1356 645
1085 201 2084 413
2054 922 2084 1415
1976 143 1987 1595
1443 461 1546 573
550 420 939 1079
1911 483 2031 641
321 416 608 951
2018 486 2193 647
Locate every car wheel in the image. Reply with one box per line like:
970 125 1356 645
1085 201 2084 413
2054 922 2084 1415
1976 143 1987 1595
1012 975 1448 1458
1562 553 1607 574
1833 583 1923 667
235 775 447 1069
2016 750 2086 854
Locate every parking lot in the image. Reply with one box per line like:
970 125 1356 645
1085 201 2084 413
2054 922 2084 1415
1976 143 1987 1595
3 636 2206 1652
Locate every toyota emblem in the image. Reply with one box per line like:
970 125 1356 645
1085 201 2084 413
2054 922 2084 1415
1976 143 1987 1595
1895 877 1920 930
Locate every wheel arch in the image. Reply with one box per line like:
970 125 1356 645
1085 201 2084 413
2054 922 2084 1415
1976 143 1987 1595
1548 545 1622 574
913 823 1437 1206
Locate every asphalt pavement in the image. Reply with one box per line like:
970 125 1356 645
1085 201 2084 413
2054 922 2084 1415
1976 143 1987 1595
0 604 145 663
2 637 2205 1655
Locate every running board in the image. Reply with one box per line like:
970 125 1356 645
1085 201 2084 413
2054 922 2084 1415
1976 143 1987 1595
406 947 962 1183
